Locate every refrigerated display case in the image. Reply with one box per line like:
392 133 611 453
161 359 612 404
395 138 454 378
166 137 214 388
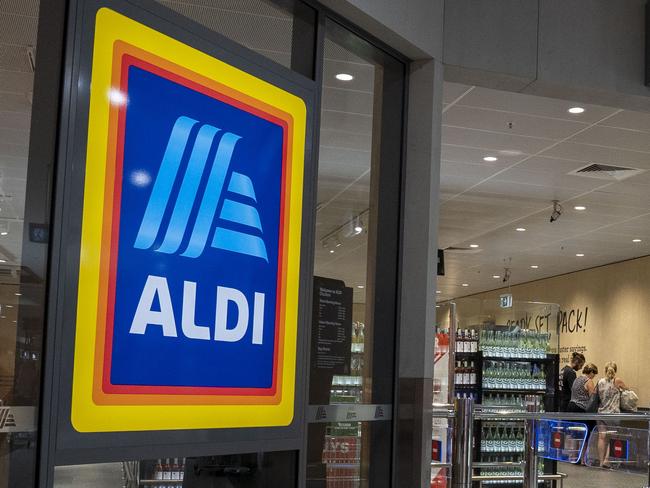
435 299 561 486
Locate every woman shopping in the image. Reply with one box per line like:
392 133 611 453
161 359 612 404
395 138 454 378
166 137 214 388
597 361 628 468
566 363 598 412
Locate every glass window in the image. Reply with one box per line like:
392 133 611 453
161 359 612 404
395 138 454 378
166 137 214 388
155 0 316 78
0 0 52 487
307 20 405 488
53 452 298 487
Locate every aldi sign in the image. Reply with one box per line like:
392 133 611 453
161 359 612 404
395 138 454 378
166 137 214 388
71 8 306 432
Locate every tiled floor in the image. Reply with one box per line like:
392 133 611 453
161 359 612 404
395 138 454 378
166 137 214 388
561 463 647 488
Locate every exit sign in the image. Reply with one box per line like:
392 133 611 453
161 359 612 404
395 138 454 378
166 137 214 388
500 294 513 309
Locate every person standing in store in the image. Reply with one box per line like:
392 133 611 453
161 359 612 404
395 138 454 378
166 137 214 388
597 361 628 468
566 363 598 413
559 352 586 411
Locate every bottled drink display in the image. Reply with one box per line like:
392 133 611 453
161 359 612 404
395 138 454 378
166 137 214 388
454 360 477 386
480 426 525 453
455 328 478 353
152 458 185 487
482 361 546 390
479 329 550 359
482 393 543 410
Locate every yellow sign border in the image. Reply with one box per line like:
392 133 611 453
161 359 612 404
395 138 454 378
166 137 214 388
71 7 305 432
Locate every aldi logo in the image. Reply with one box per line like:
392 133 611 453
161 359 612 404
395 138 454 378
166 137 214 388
71 8 306 432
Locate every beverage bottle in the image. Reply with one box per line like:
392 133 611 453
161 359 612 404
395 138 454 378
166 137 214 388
171 458 180 480
462 361 470 385
154 459 163 481
162 458 171 480
508 428 516 452
470 329 477 352
454 361 460 385
469 361 476 386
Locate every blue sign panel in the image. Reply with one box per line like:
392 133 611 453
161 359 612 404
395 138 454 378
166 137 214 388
109 65 283 390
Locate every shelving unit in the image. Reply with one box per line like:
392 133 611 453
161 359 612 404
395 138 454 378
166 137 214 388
451 327 559 486
322 321 365 488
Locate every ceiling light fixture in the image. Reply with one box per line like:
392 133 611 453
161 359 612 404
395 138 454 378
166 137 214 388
633 238 642 243
483 156 498 162
0 259 6 263
357 285 365 289
14 293 21 296
436 290 441 294
469 244 479 248
492 275 501 279
576 253 585 257
568 107 585 114
516 227 526 232
0 232 7 236
335 73 354 81
574 205 586 211
530 265 539 269
329 249 335 254
461 283 469 287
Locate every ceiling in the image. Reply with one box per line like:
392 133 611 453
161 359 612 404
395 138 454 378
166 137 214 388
6 0 650 310
439 82 650 300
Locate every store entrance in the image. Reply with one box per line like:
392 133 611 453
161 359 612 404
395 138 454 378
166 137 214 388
434 83 650 487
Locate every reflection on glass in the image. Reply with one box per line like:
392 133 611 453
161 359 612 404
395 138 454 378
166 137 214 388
307 19 403 488
0 1 49 487
156 0 302 70
54 453 297 488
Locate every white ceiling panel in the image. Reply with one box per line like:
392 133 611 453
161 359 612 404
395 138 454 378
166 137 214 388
455 86 618 123
493 167 606 192
540 142 650 170
443 105 589 140
600 110 650 133
568 125 650 153
443 82 472 104
441 144 527 167
442 126 553 155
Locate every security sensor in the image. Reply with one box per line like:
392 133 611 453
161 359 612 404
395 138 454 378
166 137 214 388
502 268 511 284
550 201 563 223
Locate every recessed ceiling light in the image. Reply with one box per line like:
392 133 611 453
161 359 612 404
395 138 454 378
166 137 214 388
516 227 526 232
335 73 354 81
530 265 539 269
568 107 585 114
633 238 642 243
576 253 585 257
357 285 365 289
483 156 498 162
574 206 586 211
436 305 440 308
5 305 12 308
14 293 21 296
0 260 6 263
492 275 501 279
436 290 441 294
0 232 7 236
461 283 469 287
469 244 479 248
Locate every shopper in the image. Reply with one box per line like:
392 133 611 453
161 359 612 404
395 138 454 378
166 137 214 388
597 361 628 468
566 363 598 413
559 352 586 411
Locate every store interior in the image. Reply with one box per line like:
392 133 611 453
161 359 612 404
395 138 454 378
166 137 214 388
435 81 650 487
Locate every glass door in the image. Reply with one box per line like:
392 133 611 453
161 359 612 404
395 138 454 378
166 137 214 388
306 19 406 488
